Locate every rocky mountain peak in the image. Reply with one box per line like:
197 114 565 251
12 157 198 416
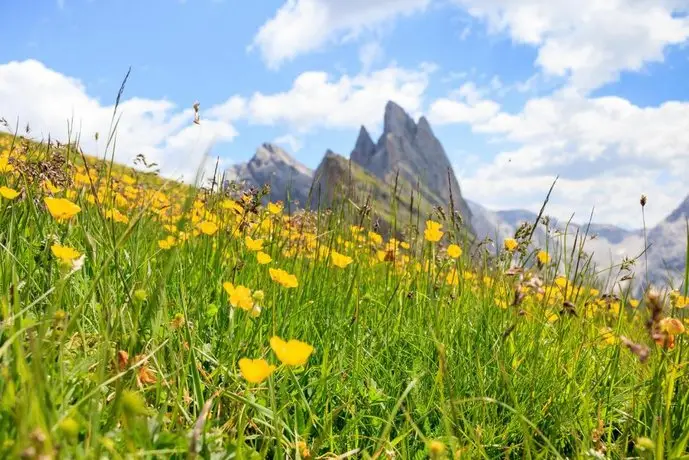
665 194 689 223
350 126 376 165
351 100 474 236
416 116 433 136
224 143 313 206
250 142 311 177
383 100 417 138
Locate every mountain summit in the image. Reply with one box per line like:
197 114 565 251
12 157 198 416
224 142 313 206
224 101 475 237
350 101 473 229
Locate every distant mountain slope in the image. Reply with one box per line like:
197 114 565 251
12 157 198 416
224 143 313 207
468 198 688 294
351 101 474 235
643 196 689 289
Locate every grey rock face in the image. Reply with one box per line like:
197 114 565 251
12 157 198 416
350 126 376 167
350 101 474 233
643 195 689 289
224 143 314 207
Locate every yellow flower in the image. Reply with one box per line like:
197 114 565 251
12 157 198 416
331 251 353 268
51 244 82 262
43 179 61 194
269 336 314 366
256 251 272 265
659 317 685 335
44 197 81 222
0 186 19 200
537 250 550 265
246 235 264 251
222 199 244 215
447 244 462 258
267 202 283 215
424 220 443 243
238 358 275 384
198 221 218 235
269 268 298 288
222 282 235 296
105 208 129 224
368 231 383 245
158 235 176 250
670 290 689 309
598 327 617 347
504 238 518 252
0 157 14 173
229 285 253 311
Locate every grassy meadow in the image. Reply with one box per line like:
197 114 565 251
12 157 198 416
1 127 689 459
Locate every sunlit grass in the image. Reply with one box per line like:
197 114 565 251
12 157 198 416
1 126 689 459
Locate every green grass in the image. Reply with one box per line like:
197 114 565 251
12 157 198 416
1 129 689 459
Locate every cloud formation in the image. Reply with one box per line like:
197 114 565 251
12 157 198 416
451 0 689 92
0 59 237 183
250 0 430 68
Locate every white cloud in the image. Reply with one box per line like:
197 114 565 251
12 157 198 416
273 134 303 153
205 95 246 121
457 91 689 228
244 64 434 131
451 0 689 91
359 41 384 73
250 0 430 68
429 82 501 125
0 59 238 183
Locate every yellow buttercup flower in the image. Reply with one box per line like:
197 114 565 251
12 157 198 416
51 244 82 263
229 285 253 311
198 221 218 235
222 282 235 296
537 250 550 265
158 235 176 250
256 251 272 265
238 358 275 384
267 202 283 215
0 157 14 173
424 220 443 243
504 238 518 252
269 268 298 288
44 197 81 222
269 336 314 366
447 244 462 258
330 251 353 268
105 208 129 224
246 235 264 251
0 186 19 200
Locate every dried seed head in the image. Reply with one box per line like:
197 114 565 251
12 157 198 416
619 336 650 363
640 194 647 207
193 101 201 125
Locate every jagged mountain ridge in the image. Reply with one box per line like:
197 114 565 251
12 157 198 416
224 101 475 237
351 101 473 232
224 142 314 207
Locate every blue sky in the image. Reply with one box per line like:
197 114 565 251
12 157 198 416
2 0 689 228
